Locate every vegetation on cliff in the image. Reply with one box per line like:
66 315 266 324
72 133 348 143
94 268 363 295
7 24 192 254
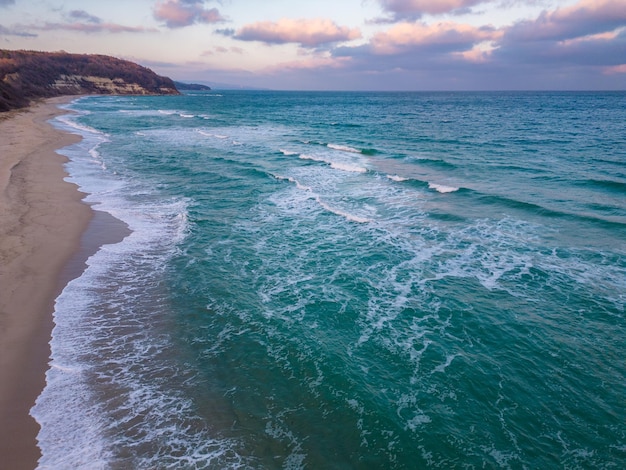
173 81 211 91
0 49 179 112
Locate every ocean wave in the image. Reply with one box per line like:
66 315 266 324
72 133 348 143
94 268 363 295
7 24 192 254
330 122 362 128
88 147 107 171
428 183 460 193
274 174 313 192
299 154 368 173
585 178 626 193
330 162 368 173
315 196 371 223
327 143 362 154
157 109 196 119
273 171 371 223
197 130 229 139
56 114 109 137
410 157 457 170
476 193 626 227
387 174 410 182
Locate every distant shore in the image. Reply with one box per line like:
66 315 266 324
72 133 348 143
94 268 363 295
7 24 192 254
0 97 93 469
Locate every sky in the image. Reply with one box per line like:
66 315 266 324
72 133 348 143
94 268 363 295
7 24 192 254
1 0 625 90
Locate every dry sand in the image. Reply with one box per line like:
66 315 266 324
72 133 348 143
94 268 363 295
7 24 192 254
0 97 92 470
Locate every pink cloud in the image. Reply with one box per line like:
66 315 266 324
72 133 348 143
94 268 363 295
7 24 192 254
378 0 486 18
234 18 362 48
558 29 622 47
452 42 498 63
370 21 501 54
603 64 626 74
23 9 155 34
37 22 153 34
491 0 626 71
68 10 101 24
153 0 225 28
264 55 353 73
202 46 245 56
504 0 626 42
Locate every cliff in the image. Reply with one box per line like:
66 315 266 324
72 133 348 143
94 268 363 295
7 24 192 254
173 81 211 91
0 50 179 112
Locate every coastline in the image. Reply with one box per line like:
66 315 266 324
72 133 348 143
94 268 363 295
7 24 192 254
0 97 127 469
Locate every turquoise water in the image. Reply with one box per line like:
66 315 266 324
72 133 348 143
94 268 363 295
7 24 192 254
34 91 625 468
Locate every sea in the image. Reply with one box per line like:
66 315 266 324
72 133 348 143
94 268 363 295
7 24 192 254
32 91 625 469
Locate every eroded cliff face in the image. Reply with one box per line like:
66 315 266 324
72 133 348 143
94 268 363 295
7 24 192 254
50 74 178 95
1 50 179 111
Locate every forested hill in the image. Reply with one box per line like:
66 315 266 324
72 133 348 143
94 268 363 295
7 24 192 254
0 50 180 112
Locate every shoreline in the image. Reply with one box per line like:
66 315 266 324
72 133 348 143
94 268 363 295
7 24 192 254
0 97 128 469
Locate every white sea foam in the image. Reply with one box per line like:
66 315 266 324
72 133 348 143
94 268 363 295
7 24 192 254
88 147 107 170
428 182 459 193
299 153 324 163
330 162 368 173
299 154 368 173
328 143 361 154
56 114 108 137
274 174 313 192
432 353 460 374
272 167 372 224
279 149 299 156
387 174 410 182
196 130 229 139
31 107 242 468
315 196 371 223
405 413 432 431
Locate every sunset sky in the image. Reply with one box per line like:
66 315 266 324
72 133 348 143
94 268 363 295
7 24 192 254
1 0 625 90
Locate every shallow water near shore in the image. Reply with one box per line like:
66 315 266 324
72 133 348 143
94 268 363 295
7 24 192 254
33 91 625 468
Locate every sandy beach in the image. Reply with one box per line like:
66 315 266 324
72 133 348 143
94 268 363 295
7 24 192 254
0 97 92 469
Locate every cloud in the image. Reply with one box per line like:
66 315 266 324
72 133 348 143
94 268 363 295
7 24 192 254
234 18 362 48
369 21 500 55
377 0 488 20
251 20 502 88
215 28 235 37
6 9 156 34
264 53 353 73
153 0 225 28
503 0 626 43
177 0 624 91
493 0 626 67
301 0 625 90
202 45 245 56
68 10 102 24
34 21 153 34
0 24 37 37
0 0 15 7
603 63 626 74
346 0 625 72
